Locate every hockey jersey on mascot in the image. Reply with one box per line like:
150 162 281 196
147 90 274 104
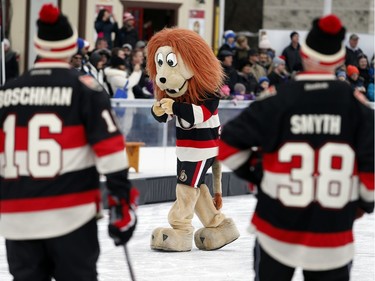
147 28 240 252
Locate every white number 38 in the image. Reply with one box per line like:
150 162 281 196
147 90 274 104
264 142 356 209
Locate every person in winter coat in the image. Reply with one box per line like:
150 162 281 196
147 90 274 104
347 65 366 94
267 57 289 86
129 48 153 99
3 38 19 83
116 12 139 49
94 8 118 49
357 54 371 89
237 60 258 94
345 34 364 67
218 30 236 57
281 31 303 73
83 50 110 93
104 53 142 135
218 50 239 95
104 53 142 99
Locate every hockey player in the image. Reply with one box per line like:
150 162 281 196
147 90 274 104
218 14 374 281
0 4 137 280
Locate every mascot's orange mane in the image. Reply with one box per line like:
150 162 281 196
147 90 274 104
147 28 225 104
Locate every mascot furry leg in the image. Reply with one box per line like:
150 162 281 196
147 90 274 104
194 160 239 250
151 184 199 252
151 160 239 252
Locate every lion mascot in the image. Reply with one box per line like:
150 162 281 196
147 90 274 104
147 28 240 252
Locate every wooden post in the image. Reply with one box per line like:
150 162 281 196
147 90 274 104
126 142 145 173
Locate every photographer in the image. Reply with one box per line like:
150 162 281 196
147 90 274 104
94 8 118 49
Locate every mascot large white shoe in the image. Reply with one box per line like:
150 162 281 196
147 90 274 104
147 28 240 252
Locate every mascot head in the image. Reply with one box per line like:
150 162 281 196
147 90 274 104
147 28 225 104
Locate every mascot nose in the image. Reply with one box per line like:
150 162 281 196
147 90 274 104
159 77 166 84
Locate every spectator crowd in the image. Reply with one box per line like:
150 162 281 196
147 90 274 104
77 9 153 100
2 9 153 101
217 29 374 102
2 9 374 103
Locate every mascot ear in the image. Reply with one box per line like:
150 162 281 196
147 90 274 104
177 53 194 80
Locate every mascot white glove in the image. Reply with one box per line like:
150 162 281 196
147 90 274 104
160 98 175 115
152 101 166 116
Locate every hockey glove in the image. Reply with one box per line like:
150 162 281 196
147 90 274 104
233 148 263 187
108 188 139 246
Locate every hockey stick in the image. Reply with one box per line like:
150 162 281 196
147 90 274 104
123 244 136 281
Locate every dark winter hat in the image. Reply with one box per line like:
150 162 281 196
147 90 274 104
34 4 77 58
111 55 126 68
248 49 259 57
238 59 252 70
218 50 233 61
300 14 346 67
89 51 102 67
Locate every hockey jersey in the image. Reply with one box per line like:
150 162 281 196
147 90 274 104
0 61 130 239
218 73 374 270
152 94 220 161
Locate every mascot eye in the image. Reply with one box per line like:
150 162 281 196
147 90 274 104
166 53 178 67
156 53 164 66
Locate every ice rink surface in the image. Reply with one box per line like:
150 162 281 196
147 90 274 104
0 194 374 281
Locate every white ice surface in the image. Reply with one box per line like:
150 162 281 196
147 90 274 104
0 194 374 281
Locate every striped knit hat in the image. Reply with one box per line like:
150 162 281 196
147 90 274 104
300 14 346 67
34 4 77 58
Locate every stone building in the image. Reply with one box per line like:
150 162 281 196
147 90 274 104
263 0 374 33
